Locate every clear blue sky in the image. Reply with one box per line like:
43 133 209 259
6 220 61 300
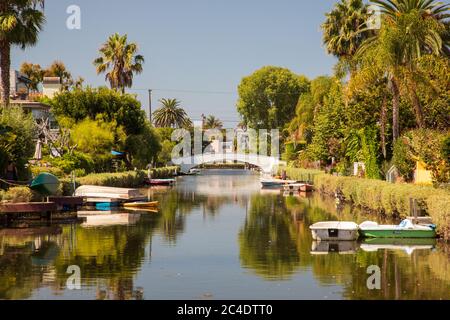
12 0 337 126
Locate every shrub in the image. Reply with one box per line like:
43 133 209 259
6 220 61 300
48 152 95 175
0 106 36 180
30 165 65 178
311 173 450 239
0 187 34 203
277 166 323 182
59 167 179 195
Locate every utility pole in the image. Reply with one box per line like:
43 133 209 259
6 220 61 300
148 89 152 124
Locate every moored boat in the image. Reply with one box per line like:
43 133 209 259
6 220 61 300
30 173 60 195
283 183 314 193
75 186 142 200
359 219 436 239
310 221 359 241
261 178 296 189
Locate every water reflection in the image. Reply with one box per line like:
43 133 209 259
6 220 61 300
0 170 448 300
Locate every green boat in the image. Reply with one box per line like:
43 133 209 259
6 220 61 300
359 219 436 239
30 173 60 196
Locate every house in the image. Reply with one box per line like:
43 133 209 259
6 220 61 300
9 70 32 100
43 77 62 99
2 70 59 125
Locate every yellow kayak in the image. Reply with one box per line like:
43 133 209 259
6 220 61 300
123 201 159 209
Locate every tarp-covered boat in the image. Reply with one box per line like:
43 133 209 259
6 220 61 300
30 173 60 195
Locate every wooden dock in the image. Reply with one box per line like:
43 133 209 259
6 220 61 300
48 196 84 206
48 196 84 211
0 202 57 214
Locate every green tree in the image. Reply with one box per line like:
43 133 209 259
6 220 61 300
154 127 176 166
0 105 36 178
152 98 192 129
204 115 223 130
237 66 310 130
287 76 334 145
71 118 124 155
48 87 147 136
306 80 345 162
19 62 44 92
125 123 161 168
0 0 45 105
357 1 449 140
93 33 144 93
415 55 450 130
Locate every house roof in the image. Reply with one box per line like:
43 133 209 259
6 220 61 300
43 77 61 85
11 100 51 110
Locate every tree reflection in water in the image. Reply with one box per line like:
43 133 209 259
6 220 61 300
0 173 449 300
240 193 450 299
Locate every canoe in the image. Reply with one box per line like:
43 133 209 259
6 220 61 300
123 201 159 209
359 219 436 239
310 221 359 241
30 173 60 196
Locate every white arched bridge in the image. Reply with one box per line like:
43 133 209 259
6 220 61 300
173 153 286 174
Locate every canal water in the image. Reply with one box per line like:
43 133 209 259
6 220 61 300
0 170 449 300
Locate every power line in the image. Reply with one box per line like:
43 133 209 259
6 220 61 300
129 88 237 95
128 87 305 96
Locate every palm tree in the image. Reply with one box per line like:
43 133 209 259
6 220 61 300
356 0 449 140
93 33 144 93
322 0 371 76
152 98 192 129
0 0 45 105
204 115 223 130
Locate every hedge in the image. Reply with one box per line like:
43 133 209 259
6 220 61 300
60 167 179 196
282 167 450 240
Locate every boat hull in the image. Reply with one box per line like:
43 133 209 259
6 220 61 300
311 229 359 241
359 229 436 239
310 221 360 241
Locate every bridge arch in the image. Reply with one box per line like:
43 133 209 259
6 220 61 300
173 153 286 174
